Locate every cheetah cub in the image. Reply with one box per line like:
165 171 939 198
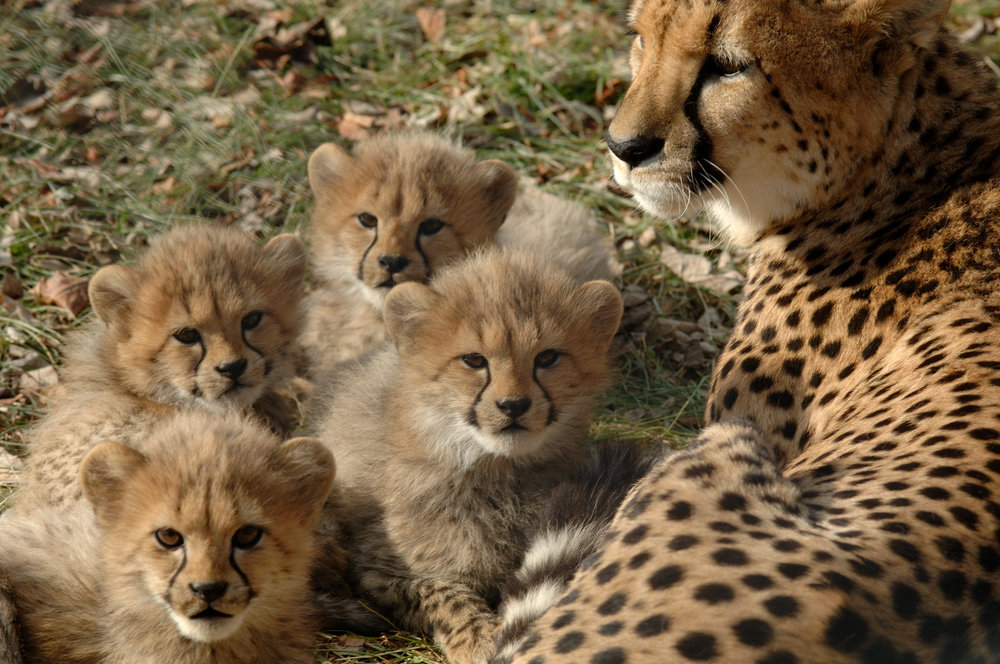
308 248 624 664
0 410 334 664
299 131 618 380
13 224 307 514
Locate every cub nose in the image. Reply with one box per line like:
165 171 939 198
216 358 247 380
378 255 410 274
605 131 665 168
497 397 532 419
190 581 228 603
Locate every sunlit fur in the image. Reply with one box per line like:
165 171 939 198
308 248 623 664
14 224 306 514
299 131 618 380
0 412 333 664
607 0 951 245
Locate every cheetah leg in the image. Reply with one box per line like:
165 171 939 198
358 566 500 664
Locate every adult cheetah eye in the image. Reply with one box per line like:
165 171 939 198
232 525 263 550
460 353 488 370
418 218 445 236
707 55 749 78
241 311 263 330
357 213 378 229
172 328 201 345
154 528 184 549
534 349 560 369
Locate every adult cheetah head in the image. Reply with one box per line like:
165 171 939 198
606 0 947 245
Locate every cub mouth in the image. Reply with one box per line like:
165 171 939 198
499 422 527 434
191 607 232 620
377 278 397 289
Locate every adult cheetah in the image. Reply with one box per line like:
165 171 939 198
505 0 1000 662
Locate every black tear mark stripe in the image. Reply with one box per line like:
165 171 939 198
685 17 720 193
165 545 188 605
467 365 492 428
415 233 431 276
358 225 379 282
242 325 263 358
533 366 557 425
230 547 255 600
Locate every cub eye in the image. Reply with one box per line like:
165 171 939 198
241 311 263 330
357 213 378 229
707 55 748 78
418 218 445 235
154 528 184 549
534 349 561 369
232 525 263 550
172 328 201 345
461 353 488 370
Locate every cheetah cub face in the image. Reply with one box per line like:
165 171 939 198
606 0 945 244
307 133 518 308
383 250 622 464
80 413 333 644
88 225 306 409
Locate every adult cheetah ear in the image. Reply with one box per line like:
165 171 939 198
80 442 148 522
261 233 308 288
270 437 335 512
88 264 139 330
574 280 624 350
383 281 441 349
847 0 948 53
308 143 354 200
472 159 518 226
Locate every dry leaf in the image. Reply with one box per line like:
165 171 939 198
660 245 743 294
2 271 23 299
19 365 59 392
416 7 446 44
0 449 23 487
337 112 375 141
253 17 329 67
29 271 91 316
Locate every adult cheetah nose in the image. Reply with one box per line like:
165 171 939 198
190 581 228 603
216 358 247 380
497 397 532 419
379 254 409 274
605 131 664 168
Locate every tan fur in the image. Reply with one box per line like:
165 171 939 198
0 570 22 664
13 224 307 514
0 411 333 664
309 248 622 664
299 131 618 381
511 1 1000 662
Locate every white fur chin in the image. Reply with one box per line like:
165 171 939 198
612 152 809 248
475 428 550 460
359 282 389 309
190 383 265 412
170 609 246 643
411 405 554 469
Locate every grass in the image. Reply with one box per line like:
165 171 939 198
1 0 998 660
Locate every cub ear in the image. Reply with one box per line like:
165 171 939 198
261 233 308 288
80 442 147 518
846 0 947 51
383 281 441 348
88 264 138 328
308 143 354 199
473 159 518 221
574 280 624 349
271 436 335 509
